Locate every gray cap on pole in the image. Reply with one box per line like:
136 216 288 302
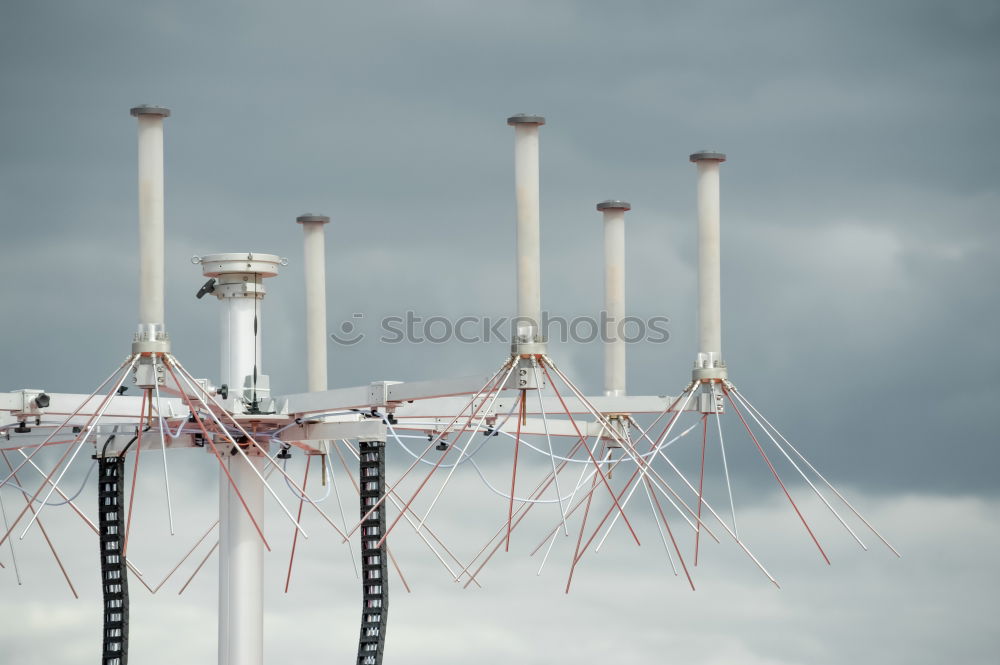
296 214 330 225
507 113 546 126
130 105 171 118
596 200 631 212
689 150 726 163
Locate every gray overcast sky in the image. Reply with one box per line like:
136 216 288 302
1 1 998 663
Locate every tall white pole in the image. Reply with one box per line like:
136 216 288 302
197 253 282 665
131 105 170 335
690 151 727 380
129 106 172 365
597 200 630 397
222 453 266 665
296 214 330 392
508 114 545 349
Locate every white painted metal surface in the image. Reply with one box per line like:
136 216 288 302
197 252 281 665
692 153 725 363
297 215 330 392
600 202 628 397
509 115 544 344
133 108 168 331
221 452 266 665
388 393 684 418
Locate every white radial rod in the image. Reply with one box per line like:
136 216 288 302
598 200 630 397
690 151 726 362
131 105 170 330
508 114 545 342
296 214 330 392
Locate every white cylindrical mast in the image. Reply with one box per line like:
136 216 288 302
690 151 727 379
131 105 170 335
508 114 545 349
597 200 630 397
296 214 330 392
197 253 282 665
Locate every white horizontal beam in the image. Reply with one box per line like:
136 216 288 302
385 375 495 403
275 374 497 416
391 394 682 419
277 419 387 443
391 416 609 438
1 390 185 422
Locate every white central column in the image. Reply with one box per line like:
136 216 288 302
507 114 545 348
223 453 266 665
597 200 630 397
689 151 727 379
296 214 330 392
131 105 170 332
197 253 282 665
129 105 172 363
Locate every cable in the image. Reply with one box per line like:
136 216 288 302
117 426 150 457
5 460 98 507
356 439 388 665
98 455 128 665
383 421 698 504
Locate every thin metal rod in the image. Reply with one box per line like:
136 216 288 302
537 431 605 576
565 460 600 593
528 426 704 563
0 450 76 596
170 359 313 539
325 442 359 578
642 476 678 576
730 383 899 556
728 385 866 550
159 467 276 595
648 474 695 591
617 419 709 536
164 363 272 551
345 360 513 543
153 379 175 534
11 447 152 587
628 406 779 586
334 440 475 586
284 455 312 593
0 492 21 582
0 358 131 490
533 440 623 561
576 380 699 553
370 361 513 546
620 413 722 541
505 390 524 551
460 434 593 587
11 358 136 543
712 382 739 539
386 546 412 594
153 521 219 593
722 384 830 565
694 414 708 565
178 541 219 595
463 388 694 585
482 410 704 581
124 392 147 556
403 362 516 543
540 359 640 546
532 363 568 536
